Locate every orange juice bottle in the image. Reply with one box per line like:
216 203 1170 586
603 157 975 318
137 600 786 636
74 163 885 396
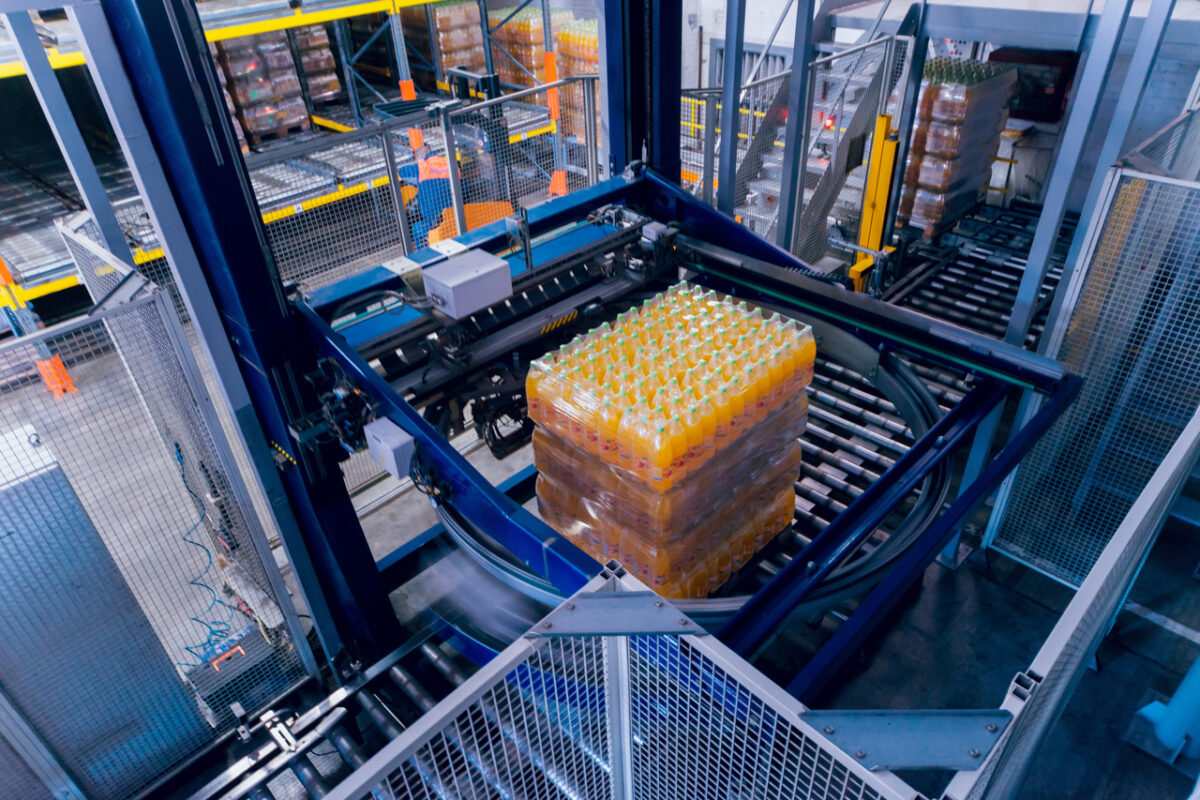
666 414 688 481
683 403 707 467
696 395 717 454
647 420 674 489
616 403 643 472
724 375 746 434
596 398 622 464
712 385 733 446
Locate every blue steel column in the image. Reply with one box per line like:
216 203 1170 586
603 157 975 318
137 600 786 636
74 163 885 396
775 0 815 249
716 0 747 215
649 0 682 180
67 1 323 676
97 0 403 669
597 0 628 174
3 10 132 264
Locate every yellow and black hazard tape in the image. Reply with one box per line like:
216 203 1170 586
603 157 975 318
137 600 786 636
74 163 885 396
539 310 579 336
270 440 298 467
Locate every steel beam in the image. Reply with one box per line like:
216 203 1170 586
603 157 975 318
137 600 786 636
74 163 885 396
3 9 132 264
716 0 747 214
776 0 815 249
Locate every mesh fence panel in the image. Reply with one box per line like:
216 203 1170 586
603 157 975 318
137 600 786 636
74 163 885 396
337 588 910 800
627 635 890 800
733 73 791 240
0 735 53 800
260 130 416 290
1135 111 1200 181
991 172 1200 584
444 80 599 242
792 40 891 264
2 233 308 797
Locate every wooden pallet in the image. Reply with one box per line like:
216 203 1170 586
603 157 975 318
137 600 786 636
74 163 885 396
246 120 312 146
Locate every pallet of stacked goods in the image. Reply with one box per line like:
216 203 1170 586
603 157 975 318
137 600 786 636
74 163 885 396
293 24 342 105
527 283 815 598
488 6 574 95
400 1 485 93
897 58 1016 236
208 41 250 154
216 31 311 146
554 20 599 141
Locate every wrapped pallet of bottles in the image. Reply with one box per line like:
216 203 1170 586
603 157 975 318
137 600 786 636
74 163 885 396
400 0 485 92
215 31 310 145
487 7 575 91
554 20 600 141
527 283 815 598
293 24 342 104
208 42 249 154
898 58 1016 235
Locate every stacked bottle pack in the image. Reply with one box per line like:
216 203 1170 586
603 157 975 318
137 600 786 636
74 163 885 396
527 283 816 598
294 25 342 104
215 31 310 144
400 0 485 90
209 42 250 154
488 7 575 90
555 20 600 141
898 58 1016 235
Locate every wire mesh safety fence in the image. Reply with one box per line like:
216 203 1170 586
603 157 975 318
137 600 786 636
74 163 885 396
1134 110 1200 182
0 231 309 799
441 77 601 242
989 166 1200 585
950 406 1200 800
329 575 913 800
727 72 792 241
679 91 717 197
792 39 892 264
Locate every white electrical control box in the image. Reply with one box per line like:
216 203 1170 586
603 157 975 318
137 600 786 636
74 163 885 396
365 418 416 481
422 249 512 319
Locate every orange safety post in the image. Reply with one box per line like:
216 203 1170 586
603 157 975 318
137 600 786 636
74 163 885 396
548 170 568 198
404 77 422 150
544 51 560 121
399 79 416 101
36 355 77 398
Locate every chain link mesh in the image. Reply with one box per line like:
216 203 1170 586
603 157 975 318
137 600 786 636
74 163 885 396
991 171 1200 584
1 231 308 797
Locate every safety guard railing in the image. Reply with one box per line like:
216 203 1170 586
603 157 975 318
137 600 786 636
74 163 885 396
946 403 1200 800
324 569 918 800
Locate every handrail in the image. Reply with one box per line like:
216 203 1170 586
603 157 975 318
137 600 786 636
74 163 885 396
453 74 598 113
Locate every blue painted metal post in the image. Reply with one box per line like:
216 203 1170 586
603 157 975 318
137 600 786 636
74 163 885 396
334 20 364 126
775 0 815 249
598 0 628 175
716 0 748 215
4 10 132 265
649 0 682 181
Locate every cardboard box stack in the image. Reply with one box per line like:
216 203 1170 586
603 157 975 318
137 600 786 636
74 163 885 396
293 25 342 104
401 0 485 91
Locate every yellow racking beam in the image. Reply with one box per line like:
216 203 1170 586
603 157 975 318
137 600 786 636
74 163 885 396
2 0 434 77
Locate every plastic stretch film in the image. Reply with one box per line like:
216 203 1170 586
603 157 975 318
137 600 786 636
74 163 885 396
527 283 816 597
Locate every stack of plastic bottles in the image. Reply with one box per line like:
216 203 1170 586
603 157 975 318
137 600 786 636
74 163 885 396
400 0 485 91
527 283 815 598
555 20 600 141
294 25 342 104
215 31 309 144
488 7 575 90
898 58 1016 235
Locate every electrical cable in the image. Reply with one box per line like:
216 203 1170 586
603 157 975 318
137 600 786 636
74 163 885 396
173 442 237 668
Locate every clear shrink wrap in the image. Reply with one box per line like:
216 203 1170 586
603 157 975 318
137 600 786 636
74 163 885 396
527 283 815 597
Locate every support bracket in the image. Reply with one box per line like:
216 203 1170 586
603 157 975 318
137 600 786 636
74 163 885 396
526 590 706 637
800 709 1012 771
